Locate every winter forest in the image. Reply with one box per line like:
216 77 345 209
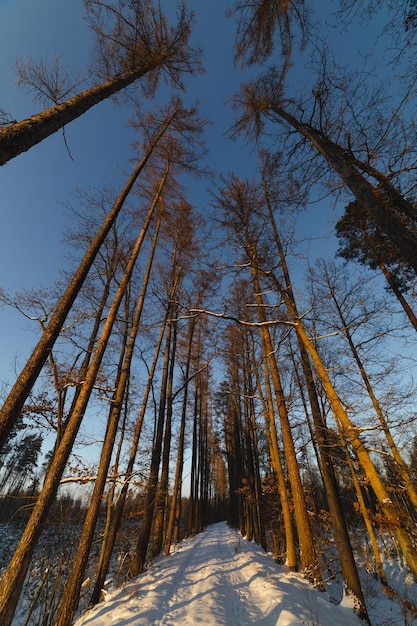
1 0 417 624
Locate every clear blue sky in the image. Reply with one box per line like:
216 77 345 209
2 0 414 484
0 0 131 382
0 0 258 387
0 0 388 391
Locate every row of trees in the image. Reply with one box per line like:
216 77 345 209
210 164 417 621
1 1 417 624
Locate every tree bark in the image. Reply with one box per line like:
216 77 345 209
152 310 178 557
380 263 417 333
251 262 320 579
242 330 263 545
268 104 417 274
338 425 388 586
0 165 168 626
89 309 168 606
0 117 174 452
326 272 417 513
164 316 196 555
264 192 368 619
275 282 417 580
54 206 163 626
255 338 296 565
129 269 181 577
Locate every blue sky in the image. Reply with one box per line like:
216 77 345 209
0 0 248 385
0 1 126 383
0 0 390 391
2 0 416 483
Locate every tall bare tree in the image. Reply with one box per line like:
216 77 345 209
89 297 168 607
0 1 200 165
54 204 164 626
213 176 320 581
232 0 308 69
0 163 170 626
311 258 417 513
162 272 216 554
233 70 417 273
0 97 196 452
129 263 182 577
258 159 368 618
267 265 417 580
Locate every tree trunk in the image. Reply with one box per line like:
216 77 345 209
89 311 168 606
338 425 388 586
222 380 244 532
251 263 319 579
0 63 165 165
270 104 417 274
242 330 263 545
0 119 173 451
380 263 417 333
276 283 417 580
327 275 417 513
198 375 210 531
264 193 368 619
152 311 178 557
129 323 171 577
188 383 200 535
54 207 163 626
164 316 196 555
254 338 296 563
0 167 168 626
129 267 181 577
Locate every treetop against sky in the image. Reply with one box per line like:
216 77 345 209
0 0 414 389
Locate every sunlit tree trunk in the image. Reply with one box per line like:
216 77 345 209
152 207 194 555
263 186 367 618
338 425 388 586
254 338 296 566
322 264 417 513
251 261 319 579
129 264 182 577
54 222 122 451
212 174 317 573
0 114 175 451
0 165 169 626
0 3 196 165
89 223 161 604
0 69 153 165
89 308 168 606
54 207 164 626
273 280 417 579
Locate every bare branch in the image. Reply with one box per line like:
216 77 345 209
188 307 296 328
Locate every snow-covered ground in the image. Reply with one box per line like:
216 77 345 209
74 522 373 626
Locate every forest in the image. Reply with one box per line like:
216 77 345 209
1 1 417 624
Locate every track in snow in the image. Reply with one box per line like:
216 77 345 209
75 522 362 626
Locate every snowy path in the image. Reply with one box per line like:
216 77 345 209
75 522 363 626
